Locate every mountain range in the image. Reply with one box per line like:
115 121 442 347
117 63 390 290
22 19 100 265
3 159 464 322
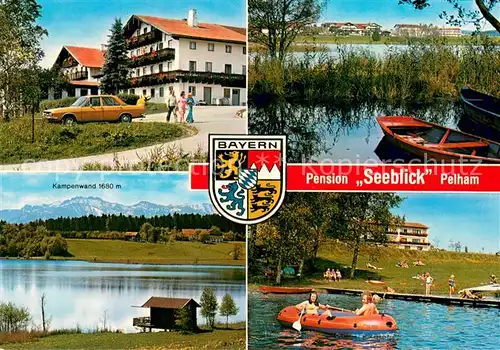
0 197 215 223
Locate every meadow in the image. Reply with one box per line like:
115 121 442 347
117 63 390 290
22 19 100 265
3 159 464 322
251 240 499 295
52 239 246 266
0 118 194 164
2 323 246 349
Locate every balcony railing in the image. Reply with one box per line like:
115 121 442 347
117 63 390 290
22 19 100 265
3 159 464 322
396 241 431 246
129 48 175 68
129 70 246 88
387 231 428 237
69 71 89 81
91 70 104 78
127 29 163 50
133 317 151 327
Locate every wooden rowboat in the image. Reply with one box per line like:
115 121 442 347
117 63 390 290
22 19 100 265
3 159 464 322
367 280 387 286
460 87 500 131
259 286 313 294
377 116 500 163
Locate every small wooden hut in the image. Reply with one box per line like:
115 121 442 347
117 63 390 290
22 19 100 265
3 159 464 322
133 297 201 332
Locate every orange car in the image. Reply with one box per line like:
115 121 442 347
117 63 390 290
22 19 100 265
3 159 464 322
43 95 146 124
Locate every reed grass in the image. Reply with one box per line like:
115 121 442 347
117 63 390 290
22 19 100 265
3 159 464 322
249 36 500 105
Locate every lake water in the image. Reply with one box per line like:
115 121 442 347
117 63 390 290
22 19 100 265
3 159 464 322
249 102 500 163
248 292 500 349
0 260 245 333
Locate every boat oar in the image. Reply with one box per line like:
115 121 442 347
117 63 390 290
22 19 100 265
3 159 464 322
326 305 354 313
292 308 305 332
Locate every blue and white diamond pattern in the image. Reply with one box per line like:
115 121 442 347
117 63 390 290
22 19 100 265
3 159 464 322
238 168 258 190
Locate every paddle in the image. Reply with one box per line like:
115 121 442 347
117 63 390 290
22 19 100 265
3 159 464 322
292 308 305 332
326 305 354 313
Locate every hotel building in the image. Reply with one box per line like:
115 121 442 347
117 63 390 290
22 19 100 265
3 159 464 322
122 9 247 105
386 221 431 251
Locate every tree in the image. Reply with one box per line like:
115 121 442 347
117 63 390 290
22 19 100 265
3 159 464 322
248 0 328 60
209 226 223 236
223 231 235 241
329 193 404 279
100 18 129 94
199 231 210 243
139 222 153 242
0 0 47 121
0 302 31 332
175 307 192 332
219 294 238 328
371 31 382 41
232 243 242 260
40 293 51 332
200 287 218 329
399 0 499 33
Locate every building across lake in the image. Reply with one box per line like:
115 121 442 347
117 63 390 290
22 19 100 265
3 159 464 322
386 221 431 251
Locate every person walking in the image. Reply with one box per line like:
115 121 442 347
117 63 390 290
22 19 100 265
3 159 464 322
176 91 187 123
448 275 456 297
166 88 176 122
186 92 195 123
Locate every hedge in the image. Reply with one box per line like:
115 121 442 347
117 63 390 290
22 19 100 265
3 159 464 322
39 97 77 110
38 94 140 111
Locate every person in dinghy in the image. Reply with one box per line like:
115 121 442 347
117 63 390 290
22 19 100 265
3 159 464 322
295 291 335 319
355 291 379 316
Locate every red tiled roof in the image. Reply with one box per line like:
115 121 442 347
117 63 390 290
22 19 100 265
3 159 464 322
134 15 246 43
403 222 429 229
394 24 422 29
69 80 99 86
124 232 138 237
141 297 201 309
65 46 105 68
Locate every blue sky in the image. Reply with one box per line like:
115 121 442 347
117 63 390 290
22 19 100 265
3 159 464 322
0 172 209 209
37 0 246 68
392 193 499 253
320 0 497 30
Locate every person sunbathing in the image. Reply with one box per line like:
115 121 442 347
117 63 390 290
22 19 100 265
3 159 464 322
460 289 482 299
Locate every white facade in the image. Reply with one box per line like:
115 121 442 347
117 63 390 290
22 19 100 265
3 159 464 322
125 15 246 105
387 224 431 251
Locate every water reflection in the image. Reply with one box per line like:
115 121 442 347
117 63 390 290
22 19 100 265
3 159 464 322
249 99 497 163
0 260 246 333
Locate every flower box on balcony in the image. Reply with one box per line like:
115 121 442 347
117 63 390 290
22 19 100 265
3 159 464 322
128 48 175 68
127 30 163 49
128 70 246 88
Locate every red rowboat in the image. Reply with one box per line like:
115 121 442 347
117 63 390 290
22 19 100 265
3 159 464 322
259 286 313 294
367 280 387 286
377 116 500 163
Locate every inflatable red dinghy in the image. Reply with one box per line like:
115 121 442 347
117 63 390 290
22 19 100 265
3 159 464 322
277 306 398 335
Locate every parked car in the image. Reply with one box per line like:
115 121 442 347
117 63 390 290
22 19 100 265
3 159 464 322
43 95 146 125
196 100 208 106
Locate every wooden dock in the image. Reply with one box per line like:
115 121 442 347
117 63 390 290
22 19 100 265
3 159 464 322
324 288 500 308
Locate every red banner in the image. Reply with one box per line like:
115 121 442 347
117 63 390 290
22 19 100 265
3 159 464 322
190 163 500 192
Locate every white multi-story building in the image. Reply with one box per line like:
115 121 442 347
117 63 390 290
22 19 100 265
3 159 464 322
437 27 462 37
122 9 247 105
386 221 431 251
53 46 105 97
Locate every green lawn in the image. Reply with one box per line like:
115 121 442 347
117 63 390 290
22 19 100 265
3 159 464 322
3 328 246 349
59 239 246 266
253 240 500 295
0 118 195 164
295 35 500 45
